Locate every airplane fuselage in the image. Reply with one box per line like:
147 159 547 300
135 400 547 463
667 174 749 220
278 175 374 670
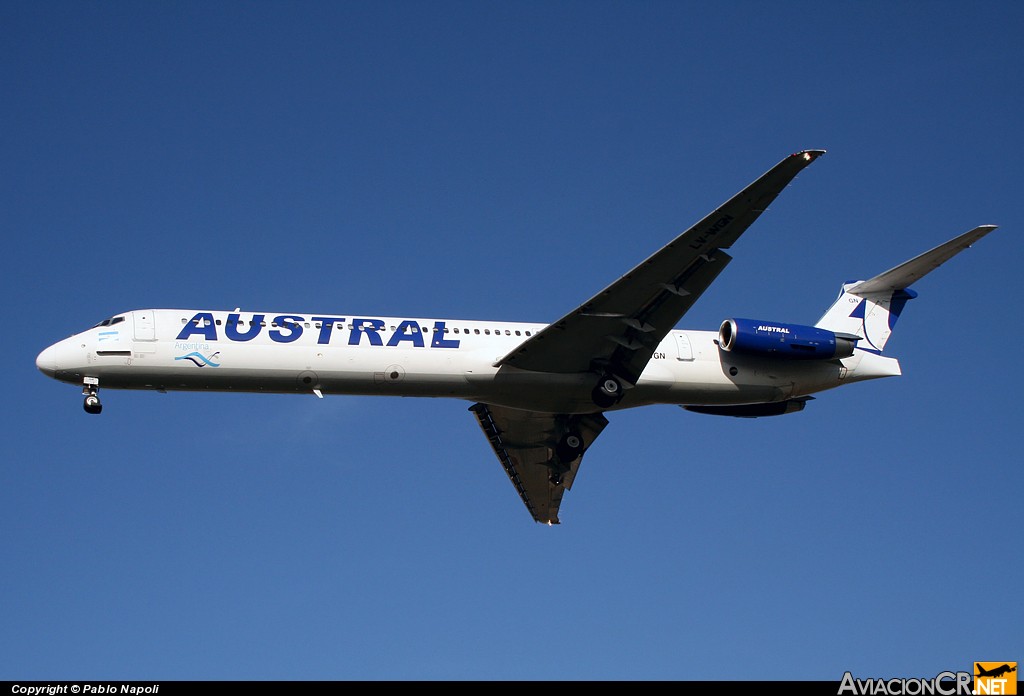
36 308 895 415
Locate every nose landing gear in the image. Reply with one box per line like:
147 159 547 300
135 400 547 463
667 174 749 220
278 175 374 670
82 377 102 415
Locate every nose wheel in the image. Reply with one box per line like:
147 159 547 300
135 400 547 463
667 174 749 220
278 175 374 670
82 378 102 415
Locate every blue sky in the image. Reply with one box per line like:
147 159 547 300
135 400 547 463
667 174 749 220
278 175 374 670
3 0 1022 681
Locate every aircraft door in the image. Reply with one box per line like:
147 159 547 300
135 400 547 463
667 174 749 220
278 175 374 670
674 333 694 361
134 310 156 341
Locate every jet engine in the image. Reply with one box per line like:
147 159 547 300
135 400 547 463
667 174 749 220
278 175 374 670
718 318 856 360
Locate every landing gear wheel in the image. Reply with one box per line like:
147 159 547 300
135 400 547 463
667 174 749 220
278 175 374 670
591 375 622 408
555 431 584 463
83 394 102 415
599 377 621 397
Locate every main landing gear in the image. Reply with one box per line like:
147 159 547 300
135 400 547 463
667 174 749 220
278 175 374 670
591 374 622 409
555 431 584 463
549 431 585 486
82 377 102 415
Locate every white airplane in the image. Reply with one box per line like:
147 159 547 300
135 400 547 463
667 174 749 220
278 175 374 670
35 150 997 523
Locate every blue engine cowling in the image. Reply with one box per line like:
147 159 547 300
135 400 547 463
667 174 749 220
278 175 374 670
718 318 856 360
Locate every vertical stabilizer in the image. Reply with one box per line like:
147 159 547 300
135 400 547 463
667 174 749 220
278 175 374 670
815 225 997 353
816 286 916 353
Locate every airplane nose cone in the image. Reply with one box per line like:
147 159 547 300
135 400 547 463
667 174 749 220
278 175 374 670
36 345 57 377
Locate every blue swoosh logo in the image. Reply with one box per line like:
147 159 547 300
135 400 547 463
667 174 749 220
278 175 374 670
175 351 221 367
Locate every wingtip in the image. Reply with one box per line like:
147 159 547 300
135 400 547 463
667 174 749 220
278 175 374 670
794 149 826 161
965 224 999 240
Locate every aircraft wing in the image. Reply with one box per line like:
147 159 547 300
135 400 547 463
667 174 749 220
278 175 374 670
496 150 825 384
470 403 609 524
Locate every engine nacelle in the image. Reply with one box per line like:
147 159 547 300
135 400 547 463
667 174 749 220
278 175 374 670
718 318 856 360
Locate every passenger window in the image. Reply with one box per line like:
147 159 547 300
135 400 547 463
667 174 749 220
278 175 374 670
474 329 480 335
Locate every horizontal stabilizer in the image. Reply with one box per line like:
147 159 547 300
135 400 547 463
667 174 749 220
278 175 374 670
816 225 998 352
850 225 998 295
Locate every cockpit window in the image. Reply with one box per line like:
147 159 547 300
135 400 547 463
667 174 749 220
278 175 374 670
93 316 126 328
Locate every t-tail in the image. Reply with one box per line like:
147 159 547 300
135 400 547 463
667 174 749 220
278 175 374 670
815 225 998 355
